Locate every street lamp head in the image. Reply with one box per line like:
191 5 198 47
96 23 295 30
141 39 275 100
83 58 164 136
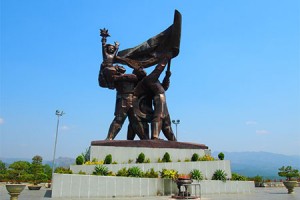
55 110 65 116
172 119 180 125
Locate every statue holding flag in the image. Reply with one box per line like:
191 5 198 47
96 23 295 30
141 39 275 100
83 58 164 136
98 10 182 141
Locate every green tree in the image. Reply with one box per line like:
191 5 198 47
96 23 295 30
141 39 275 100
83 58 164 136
0 160 7 181
278 166 300 181
43 164 52 181
7 161 31 183
30 155 48 185
0 160 7 174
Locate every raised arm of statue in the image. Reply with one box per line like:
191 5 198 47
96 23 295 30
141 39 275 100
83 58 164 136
162 70 171 91
100 28 110 59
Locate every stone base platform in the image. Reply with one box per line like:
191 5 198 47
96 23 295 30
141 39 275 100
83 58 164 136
89 140 210 163
52 174 255 198
91 140 208 149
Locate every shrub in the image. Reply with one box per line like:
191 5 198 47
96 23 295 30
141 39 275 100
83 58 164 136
55 167 72 174
160 169 178 180
136 152 145 163
127 166 143 177
85 160 104 165
218 152 225 160
76 155 84 165
128 159 134 164
144 158 150 163
231 172 247 181
190 169 203 181
93 165 109 176
104 154 112 164
107 171 115 176
184 158 190 162
191 153 199 162
212 169 227 182
199 155 214 161
250 175 263 183
162 152 171 162
144 168 159 178
78 170 86 175
116 167 128 177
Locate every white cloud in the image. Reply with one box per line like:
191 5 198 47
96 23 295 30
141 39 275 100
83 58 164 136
60 125 70 131
246 120 257 125
0 118 4 125
256 130 270 135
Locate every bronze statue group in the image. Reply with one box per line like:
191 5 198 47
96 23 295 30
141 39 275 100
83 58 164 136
98 29 177 141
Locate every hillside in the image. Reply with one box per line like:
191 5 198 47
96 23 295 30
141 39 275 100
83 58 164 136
212 151 300 179
0 157 75 168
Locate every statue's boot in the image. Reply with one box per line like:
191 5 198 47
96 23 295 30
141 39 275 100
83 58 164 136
132 121 149 140
151 121 162 139
162 125 177 141
105 122 121 140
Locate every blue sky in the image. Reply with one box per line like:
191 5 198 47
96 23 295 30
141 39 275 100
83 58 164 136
1 0 299 160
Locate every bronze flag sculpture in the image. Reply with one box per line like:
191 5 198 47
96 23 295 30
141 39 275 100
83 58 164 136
98 10 182 141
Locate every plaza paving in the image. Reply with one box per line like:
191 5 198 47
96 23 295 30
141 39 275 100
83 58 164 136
1 185 299 200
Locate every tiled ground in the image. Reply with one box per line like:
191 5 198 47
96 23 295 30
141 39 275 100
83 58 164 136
1 185 299 200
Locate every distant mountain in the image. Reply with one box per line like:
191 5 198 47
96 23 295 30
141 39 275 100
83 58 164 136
44 157 75 168
1 157 75 168
212 151 300 179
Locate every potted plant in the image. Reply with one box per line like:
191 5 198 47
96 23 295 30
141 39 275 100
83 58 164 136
28 155 48 190
5 161 30 200
278 166 300 194
175 174 192 197
177 173 191 180
252 175 263 187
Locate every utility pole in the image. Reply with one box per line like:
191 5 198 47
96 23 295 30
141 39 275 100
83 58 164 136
172 119 180 140
51 110 65 188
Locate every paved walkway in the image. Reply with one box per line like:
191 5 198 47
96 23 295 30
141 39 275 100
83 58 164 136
1 185 299 200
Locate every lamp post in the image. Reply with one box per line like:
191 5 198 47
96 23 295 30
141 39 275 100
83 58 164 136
51 110 65 188
172 119 180 140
